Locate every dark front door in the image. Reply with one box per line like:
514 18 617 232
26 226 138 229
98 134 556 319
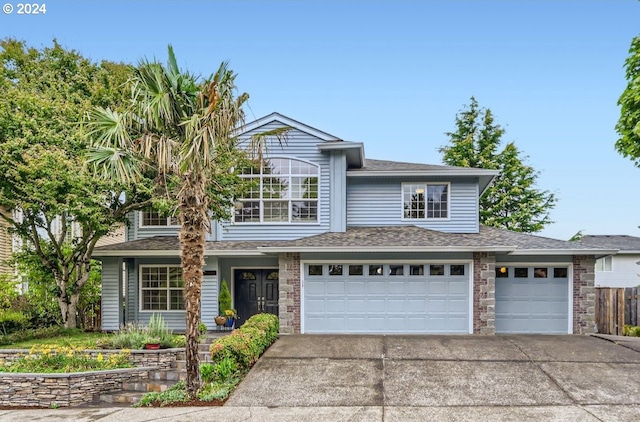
234 269 279 327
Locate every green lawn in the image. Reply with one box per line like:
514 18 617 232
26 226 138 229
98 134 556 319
0 330 109 349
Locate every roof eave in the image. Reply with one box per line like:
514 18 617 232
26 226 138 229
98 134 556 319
317 142 365 168
257 246 517 253
508 249 618 256
346 169 500 177
93 250 266 258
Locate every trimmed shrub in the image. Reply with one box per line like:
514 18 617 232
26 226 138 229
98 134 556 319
209 313 279 369
218 279 231 314
0 310 28 335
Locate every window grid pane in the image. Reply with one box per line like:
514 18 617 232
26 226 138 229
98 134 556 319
263 201 289 222
426 185 448 219
141 266 182 311
403 184 426 219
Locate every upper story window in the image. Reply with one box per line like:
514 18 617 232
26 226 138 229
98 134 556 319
141 210 179 227
402 183 449 220
235 158 319 223
595 256 612 272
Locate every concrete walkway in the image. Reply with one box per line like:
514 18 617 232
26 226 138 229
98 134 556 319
2 334 640 421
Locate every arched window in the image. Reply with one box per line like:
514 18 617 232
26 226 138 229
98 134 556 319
235 158 319 223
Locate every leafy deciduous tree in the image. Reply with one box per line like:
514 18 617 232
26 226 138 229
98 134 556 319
0 38 154 328
440 97 557 233
616 35 640 166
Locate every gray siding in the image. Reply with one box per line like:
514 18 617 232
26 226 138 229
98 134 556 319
101 257 121 331
201 258 219 329
127 211 180 240
346 177 479 233
220 124 331 241
125 258 219 331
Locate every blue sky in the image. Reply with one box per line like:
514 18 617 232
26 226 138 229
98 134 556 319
2 0 639 240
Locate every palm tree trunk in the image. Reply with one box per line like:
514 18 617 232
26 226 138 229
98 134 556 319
179 173 208 397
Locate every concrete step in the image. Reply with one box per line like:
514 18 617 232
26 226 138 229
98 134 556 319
98 391 145 405
121 381 176 393
149 369 186 382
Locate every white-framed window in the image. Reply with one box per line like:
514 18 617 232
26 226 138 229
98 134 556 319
140 266 184 311
140 210 179 227
235 157 319 223
402 182 449 219
595 256 612 272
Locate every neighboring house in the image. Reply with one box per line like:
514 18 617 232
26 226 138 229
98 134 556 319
0 207 13 277
93 113 614 335
577 235 640 288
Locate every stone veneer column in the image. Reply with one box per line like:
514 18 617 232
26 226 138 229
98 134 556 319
573 255 596 335
278 252 301 334
473 252 496 334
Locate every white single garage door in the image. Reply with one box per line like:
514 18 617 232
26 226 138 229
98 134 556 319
303 263 470 334
495 266 570 334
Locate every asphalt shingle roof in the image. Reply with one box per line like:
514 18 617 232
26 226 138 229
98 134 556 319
94 226 609 256
578 235 640 252
260 226 605 251
352 159 454 172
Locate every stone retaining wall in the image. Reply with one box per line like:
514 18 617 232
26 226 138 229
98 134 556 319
0 348 185 407
0 367 152 407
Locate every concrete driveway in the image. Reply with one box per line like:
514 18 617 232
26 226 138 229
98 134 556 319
226 334 640 421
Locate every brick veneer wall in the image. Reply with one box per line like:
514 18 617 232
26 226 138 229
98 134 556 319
473 252 496 334
278 252 301 334
573 255 596 335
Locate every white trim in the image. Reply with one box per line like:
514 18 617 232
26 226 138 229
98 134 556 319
400 182 451 222
94 250 266 257
241 112 342 142
568 263 574 334
495 262 573 334
468 259 474 334
259 246 517 253
234 157 321 225
300 259 305 334
508 249 616 256
347 169 499 177
138 264 185 313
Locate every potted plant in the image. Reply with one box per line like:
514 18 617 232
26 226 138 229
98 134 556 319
143 336 162 350
218 279 232 327
224 309 237 328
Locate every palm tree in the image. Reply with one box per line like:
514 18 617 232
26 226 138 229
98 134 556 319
86 46 247 396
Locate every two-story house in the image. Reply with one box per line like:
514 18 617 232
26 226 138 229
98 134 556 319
578 235 640 288
93 113 614 335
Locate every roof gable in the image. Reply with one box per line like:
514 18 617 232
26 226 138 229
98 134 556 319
241 112 342 142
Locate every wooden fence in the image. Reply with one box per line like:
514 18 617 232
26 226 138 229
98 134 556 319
595 287 639 335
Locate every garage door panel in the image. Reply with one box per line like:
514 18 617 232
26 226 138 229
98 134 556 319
367 281 387 294
407 281 427 294
496 268 569 334
304 263 470 334
326 281 345 294
346 281 366 294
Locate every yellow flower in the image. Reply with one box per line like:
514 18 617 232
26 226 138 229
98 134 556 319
97 353 104 363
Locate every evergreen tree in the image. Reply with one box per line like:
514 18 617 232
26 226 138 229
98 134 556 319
440 97 556 233
616 35 640 166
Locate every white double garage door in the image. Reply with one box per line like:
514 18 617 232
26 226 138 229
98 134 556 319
302 262 571 334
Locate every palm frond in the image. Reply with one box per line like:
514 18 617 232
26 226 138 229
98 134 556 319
86 146 143 184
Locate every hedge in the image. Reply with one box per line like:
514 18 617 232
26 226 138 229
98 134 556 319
209 313 279 369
